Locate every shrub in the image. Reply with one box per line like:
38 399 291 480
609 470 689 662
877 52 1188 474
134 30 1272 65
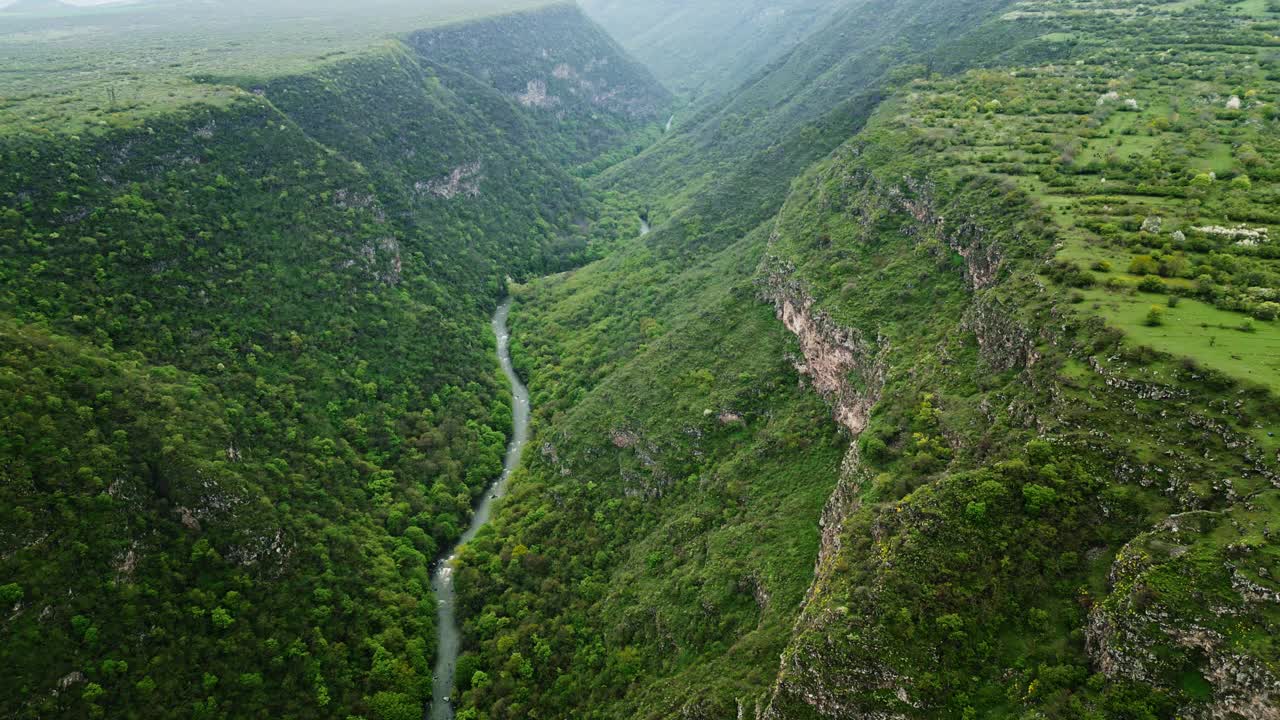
1045 260 1096 288
1144 305 1164 326
1254 302 1280 321
860 434 890 464
1107 276 1137 292
1195 274 1217 297
1128 255 1159 275
1138 276 1167 293
1158 254 1189 278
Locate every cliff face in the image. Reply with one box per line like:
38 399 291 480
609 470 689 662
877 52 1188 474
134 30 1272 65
756 152 1046 719
751 116 1279 717
759 255 888 438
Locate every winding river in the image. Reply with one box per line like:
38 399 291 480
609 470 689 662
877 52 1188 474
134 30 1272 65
428 298 530 720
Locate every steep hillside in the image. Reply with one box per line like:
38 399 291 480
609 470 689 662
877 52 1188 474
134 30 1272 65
451 0 1280 719
761 2 1280 716
0 5 668 719
579 0 845 101
582 0 1035 260
451 225 848 719
408 4 671 164
7 0 1280 719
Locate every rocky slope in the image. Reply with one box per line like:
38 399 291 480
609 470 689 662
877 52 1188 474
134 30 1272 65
757 66 1280 720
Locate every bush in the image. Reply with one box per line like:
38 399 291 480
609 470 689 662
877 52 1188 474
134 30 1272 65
860 434 890 464
1045 260 1096 288
1107 276 1137 292
1254 302 1280 321
1144 305 1164 327
1128 255 1160 275
1138 275 1167 293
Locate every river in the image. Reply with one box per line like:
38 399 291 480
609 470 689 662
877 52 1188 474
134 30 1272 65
428 298 530 720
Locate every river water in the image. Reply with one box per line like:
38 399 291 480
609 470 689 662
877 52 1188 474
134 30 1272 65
428 298 530 720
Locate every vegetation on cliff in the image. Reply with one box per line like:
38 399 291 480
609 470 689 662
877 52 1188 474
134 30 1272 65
450 0 1280 718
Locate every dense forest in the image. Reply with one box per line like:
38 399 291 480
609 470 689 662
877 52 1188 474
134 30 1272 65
2 0 1278 719
0 2 667 718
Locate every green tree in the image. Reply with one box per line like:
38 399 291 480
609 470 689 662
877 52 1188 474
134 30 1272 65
1254 302 1279 321
211 607 234 630
0 583 22 606
1022 484 1058 514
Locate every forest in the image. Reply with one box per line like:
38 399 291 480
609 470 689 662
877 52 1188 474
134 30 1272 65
2 0 1278 719
1 2 667 718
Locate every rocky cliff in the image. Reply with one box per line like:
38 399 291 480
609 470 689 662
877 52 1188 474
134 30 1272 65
753 123 1279 718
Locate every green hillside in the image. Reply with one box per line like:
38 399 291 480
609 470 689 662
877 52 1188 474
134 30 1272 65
0 0 559 135
579 0 845 100
4 0 1279 719
0 3 669 718
446 0 1280 719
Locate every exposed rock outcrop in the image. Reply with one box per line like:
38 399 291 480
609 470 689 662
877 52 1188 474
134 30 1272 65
517 79 558 109
756 254 905 719
416 161 482 200
1087 512 1280 720
961 295 1040 372
758 255 887 437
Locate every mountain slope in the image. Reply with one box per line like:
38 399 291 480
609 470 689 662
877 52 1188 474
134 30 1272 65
579 0 845 101
451 0 1280 718
0 6 668 719
6 0 1280 718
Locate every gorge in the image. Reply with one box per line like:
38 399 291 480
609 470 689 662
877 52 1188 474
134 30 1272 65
2 1 1279 719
